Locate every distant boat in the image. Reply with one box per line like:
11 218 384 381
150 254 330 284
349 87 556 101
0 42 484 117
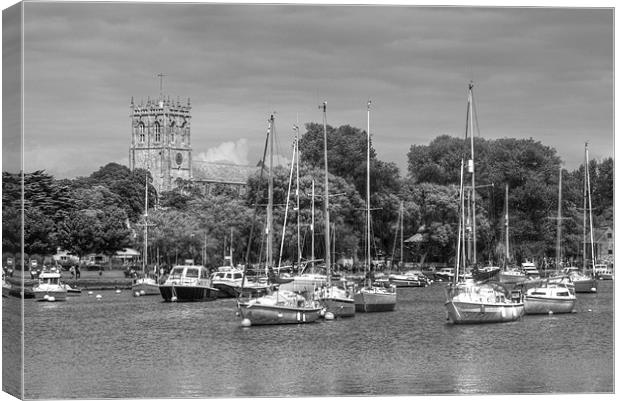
132 166 160 297
313 102 355 317
159 264 219 302
211 266 269 298
389 270 429 287
354 100 397 313
521 262 541 280
560 267 597 293
444 83 524 324
33 267 67 301
524 281 576 315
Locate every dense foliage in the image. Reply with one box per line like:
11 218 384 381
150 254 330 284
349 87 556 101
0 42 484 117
2 129 613 270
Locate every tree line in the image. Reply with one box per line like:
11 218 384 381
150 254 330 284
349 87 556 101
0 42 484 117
2 127 613 270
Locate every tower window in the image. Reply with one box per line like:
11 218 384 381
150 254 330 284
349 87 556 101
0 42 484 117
154 122 161 142
138 123 145 143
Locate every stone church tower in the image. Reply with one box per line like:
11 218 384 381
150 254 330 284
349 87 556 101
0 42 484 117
129 95 193 194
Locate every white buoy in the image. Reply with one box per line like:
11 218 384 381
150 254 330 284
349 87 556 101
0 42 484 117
588 309 592 312
235 311 240 317
548 310 554 315
87 291 93 295
241 318 252 327
47 296 55 302
134 291 140 297
115 289 121 294
324 312 335 320
319 309 326 317
96 294 102 300
591 288 597 292
171 296 177 302
140 290 146 295
43 294 49 300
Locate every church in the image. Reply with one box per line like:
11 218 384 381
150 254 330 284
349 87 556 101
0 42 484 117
128 93 256 196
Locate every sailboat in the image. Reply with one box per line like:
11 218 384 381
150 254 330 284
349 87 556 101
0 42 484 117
354 100 397 313
563 143 597 293
132 168 160 296
314 101 356 317
388 201 429 287
444 82 524 324
524 167 577 314
236 114 323 326
498 184 527 284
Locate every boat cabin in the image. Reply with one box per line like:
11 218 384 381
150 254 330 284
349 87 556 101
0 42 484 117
165 265 211 286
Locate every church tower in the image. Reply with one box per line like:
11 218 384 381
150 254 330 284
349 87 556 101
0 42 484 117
129 90 193 194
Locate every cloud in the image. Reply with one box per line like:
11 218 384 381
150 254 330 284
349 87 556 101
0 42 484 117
195 139 250 165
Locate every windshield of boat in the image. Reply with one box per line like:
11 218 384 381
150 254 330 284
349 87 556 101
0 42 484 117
185 268 199 278
169 267 185 279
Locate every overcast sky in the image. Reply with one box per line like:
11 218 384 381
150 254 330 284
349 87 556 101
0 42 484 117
7 1 615 178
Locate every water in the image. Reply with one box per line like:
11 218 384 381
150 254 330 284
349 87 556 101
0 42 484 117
3 281 614 398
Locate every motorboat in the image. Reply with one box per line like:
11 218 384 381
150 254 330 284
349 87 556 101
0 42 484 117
524 282 576 315
62 282 82 296
33 267 67 301
521 262 541 280
595 268 613 280
159 265 219 302
388 270 430 287
131 275 160 296
354 282 397 313
445 280 524 324
499 266 528 284
237 289 323 326
210 266 270 298
472 266 501 282
434 267 455 282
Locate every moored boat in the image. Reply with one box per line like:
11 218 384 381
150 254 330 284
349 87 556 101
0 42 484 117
560 267 597 293
159 264 219 302
524 281 576 315
237 289 323 325
445 281 524 324
211 266 269 298
33 267 67 301
388 270 429 287
132 276 160 296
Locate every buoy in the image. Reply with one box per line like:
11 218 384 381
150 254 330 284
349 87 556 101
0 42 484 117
140 290 146 295
324 312 335 320
43 294 49 300
588 308 592 312
235 311 240 317
171 296 177 302
319 309 326 317
87 291 93 295
241 318 252 327
115 289 121 294
47 296 55 302
591 288 597 292
96 294 102 300
548 310 554 315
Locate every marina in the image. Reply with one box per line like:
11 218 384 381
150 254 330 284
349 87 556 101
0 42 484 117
3 279 614 398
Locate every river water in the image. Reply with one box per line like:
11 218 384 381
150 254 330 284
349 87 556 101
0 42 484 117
2 280 614 398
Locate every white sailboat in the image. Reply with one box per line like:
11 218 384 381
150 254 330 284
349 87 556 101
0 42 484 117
444 82 524 324
236 114 323 326
314 101 356 317
354 100 397 313
132 168 160 296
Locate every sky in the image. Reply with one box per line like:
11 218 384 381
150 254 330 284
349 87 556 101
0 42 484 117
2 1 615 178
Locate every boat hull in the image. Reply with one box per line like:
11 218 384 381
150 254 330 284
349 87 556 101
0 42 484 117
499 271 528 285
573 278 597 293
524 296 576 314
389 278 428 287
238 303 322 325
354 290 397 313
320 297 356 317
159 285 219 302
131 281 160 296
33 289 67 301
444 300 524 324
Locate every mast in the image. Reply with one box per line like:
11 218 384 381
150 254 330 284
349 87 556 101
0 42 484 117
366 100 372 284
266 114 275 268
400 201 404 265
557 167 563 268
229 227 233 267
294 123 301 270
311 179 315 268
504 184 510 268
143 169 149 275
455 160 465 283
585 143 596 271
467 82 477 265
320 101 331 284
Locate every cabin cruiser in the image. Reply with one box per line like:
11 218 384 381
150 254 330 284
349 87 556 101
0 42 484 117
445 280 524 324
524 281 576 314
159 265 219 302
211 266 270 298
33 267 67 301
388 270 430 287
521 262 541 280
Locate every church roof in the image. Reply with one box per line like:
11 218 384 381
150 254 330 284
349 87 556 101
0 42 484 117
193 161 258 184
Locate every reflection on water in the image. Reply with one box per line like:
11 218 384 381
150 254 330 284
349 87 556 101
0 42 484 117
2 281 613 398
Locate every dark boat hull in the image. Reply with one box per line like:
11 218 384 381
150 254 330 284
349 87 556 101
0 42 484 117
320 297 356 317
238 303 322 325
573 278 597 293
159 285 219 302
354 290 397 313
